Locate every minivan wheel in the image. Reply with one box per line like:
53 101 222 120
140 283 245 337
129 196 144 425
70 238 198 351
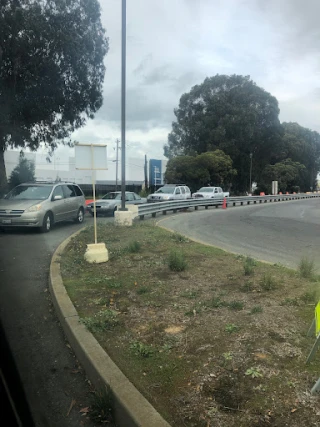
75 208 84 224
41 212 53 233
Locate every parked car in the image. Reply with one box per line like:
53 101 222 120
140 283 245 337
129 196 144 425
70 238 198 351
87 191 147 216
147 184 191 202
0 182 86 232
192 186 229 199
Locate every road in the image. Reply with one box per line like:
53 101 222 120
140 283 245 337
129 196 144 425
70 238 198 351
0 215 112 427
160 198 320 272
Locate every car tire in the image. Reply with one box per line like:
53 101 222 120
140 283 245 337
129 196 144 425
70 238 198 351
40 212 53 233
74 208 84 224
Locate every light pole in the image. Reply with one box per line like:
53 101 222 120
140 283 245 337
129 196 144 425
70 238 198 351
249 152 253 194
120 0 126 211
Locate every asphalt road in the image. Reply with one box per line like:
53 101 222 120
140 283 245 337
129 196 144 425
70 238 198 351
0 215 112 427
160 198 320 272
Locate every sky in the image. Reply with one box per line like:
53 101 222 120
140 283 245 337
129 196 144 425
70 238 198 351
68 0 320 162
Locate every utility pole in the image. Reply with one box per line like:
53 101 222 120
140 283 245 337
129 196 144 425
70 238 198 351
249 152 253 194
115 139 120 191
144 154 148 190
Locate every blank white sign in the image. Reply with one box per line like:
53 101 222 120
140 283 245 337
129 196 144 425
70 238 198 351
75 144 107 170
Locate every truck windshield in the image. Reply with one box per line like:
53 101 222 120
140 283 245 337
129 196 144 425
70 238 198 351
198 188 214 192
156 187 175 194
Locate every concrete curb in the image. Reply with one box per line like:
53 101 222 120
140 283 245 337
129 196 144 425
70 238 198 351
49 229 171 427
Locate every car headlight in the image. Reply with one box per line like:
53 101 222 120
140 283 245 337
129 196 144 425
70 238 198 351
27 203 42 212
161 195 171 200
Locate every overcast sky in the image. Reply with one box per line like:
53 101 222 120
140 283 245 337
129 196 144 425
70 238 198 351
70 0 320 161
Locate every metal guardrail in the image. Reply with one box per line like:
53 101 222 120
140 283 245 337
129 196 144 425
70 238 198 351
136 193 320 220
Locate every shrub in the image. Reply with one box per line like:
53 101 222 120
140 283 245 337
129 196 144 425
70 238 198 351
228 300 244 311
244 257 256 276
168 250 187 272
260 273 277 291
127 240 141 253
299 258 315 279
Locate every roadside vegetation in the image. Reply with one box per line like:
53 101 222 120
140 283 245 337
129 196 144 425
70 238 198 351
61 222 320 427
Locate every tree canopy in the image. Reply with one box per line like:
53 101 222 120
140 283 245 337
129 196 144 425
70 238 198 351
0 0 108 194
9 151 35 189
164 150 236 192
165 74 320 194
261 159 305 193
164 74 283 193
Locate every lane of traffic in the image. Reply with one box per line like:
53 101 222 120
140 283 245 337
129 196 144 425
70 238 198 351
159 198 320 271
0 216 112 427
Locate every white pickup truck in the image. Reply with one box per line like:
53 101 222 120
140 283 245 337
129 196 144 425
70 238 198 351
192 186 229 199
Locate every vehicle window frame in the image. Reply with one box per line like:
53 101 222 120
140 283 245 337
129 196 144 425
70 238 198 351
181 187 186 194
134 194 141 200
62 184 76 198
175 188 181 195
52 185 65 201
73 185 83 197
125 193 134 202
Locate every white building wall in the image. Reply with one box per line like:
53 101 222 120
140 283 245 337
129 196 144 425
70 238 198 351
4 150 150 185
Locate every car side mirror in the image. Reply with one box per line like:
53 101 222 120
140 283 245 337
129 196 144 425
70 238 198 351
53 195 63 201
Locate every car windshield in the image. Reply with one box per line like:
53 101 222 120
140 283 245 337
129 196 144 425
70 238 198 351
102 193 119 200
155 187 175 194
198 188 214 192
5 185 53 200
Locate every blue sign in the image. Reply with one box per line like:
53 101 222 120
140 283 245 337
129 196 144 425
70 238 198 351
149 159 162 186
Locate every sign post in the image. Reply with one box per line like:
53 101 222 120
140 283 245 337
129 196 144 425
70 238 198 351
75 143 109 263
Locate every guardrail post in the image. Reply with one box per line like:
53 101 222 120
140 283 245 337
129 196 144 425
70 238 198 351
162 211 167 215
152 213 156 218
195 206 198 210
173 209 177 213
259 200 262 203
233 202 236 206
205 205 209 209
215 205 218 208
241 201 243 206
139 215 144 220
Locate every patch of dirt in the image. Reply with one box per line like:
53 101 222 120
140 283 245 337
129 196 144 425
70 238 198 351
61 222 320 427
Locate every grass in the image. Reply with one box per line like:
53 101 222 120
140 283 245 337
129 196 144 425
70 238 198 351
250 305 263 314
299 257 315 279
60 222 319 427
81 309 120 333
89 386 115 425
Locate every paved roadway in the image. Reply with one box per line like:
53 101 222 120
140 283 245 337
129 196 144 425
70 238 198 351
160 198 320 272
1 198 319 426
0 215 112 427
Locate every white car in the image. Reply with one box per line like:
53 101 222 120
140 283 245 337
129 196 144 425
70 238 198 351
147 184 191 203
87 191 147 216
192 186 229 199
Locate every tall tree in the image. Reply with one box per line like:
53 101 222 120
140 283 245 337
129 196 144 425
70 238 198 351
9 151 35 189
261 159 305 193
278 123 320 191
164 150 236 192
0 0 108 195
164 74 283 193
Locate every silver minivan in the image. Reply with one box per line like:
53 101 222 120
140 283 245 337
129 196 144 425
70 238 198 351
0 182 86 232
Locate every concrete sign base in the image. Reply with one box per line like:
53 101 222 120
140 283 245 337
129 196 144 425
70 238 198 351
84 243 109 264
114 210 133 226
